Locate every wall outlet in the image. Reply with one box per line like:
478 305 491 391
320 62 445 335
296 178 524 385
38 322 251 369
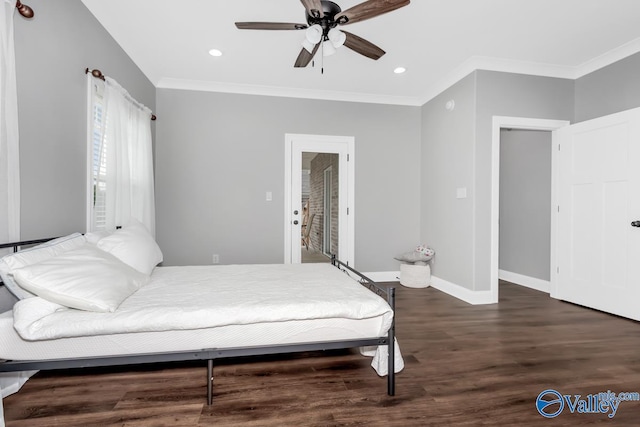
212 254 220 264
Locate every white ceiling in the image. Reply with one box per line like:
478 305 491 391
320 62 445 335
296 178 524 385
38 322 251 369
81 0 640 106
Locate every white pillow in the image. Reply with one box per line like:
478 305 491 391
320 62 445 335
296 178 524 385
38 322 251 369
97 222 163 275
394 251 433 264
0 259 35 300
13 244 149 313
84 230 112 245
2 233 87 271
0 233 87 300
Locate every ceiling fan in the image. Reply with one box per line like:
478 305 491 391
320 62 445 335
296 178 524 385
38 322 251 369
235 0 410 68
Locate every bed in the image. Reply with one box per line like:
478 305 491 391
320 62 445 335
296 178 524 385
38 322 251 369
0 226 401 420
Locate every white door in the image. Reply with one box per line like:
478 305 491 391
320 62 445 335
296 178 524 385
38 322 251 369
284 134 355 265
556 107 640 320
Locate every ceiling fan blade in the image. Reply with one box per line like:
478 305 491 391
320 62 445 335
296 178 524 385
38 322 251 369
300 0 324 18
235 22 308 30
336 0 410 25
294 43 320 67
342 31 385 60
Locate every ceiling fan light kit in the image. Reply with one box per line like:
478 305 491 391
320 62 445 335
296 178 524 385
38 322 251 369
322 39 337 56
305 24 323 44
328 28 346 48
235 0 410 68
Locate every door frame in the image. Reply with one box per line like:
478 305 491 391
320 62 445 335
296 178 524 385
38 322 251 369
323 165 333 255
490 117 570 303
284 133 355 265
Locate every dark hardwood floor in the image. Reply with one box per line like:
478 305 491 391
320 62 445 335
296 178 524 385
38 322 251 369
4 281 640 426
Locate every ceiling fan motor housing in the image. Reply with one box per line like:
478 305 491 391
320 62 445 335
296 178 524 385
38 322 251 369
306 0 343 31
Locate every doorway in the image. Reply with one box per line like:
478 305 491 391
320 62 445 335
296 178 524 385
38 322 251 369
284 134 354 265
299 153 338 263
490 117 570 303
498 129 553 292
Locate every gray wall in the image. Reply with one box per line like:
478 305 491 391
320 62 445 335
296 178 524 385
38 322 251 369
473 71 574 291
13 1 640 279
575 51 640 123
420 73 477 289
13 0 155 240
421 71 573 291
155 89 421 271
499 129 552 281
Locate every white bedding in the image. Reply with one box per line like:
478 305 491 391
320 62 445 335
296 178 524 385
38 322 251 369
1 262 403 426
12 263 394 342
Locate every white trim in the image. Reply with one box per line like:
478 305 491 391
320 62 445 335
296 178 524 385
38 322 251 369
576 36 640 78
156 77 424 107
418 56 577 105
284 134 355 267
323 166 333 255
498 270 550 293
157 38 640 107
417 41 640 104
430 276 494 305
490 117 570 304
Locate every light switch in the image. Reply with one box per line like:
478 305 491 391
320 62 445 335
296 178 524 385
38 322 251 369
266 191 273 201
456 188 467 199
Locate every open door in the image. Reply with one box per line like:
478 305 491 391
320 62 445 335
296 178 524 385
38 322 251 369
556 107 640 320
284 134 354 266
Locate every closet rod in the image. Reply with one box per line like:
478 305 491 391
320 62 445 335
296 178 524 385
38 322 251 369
85 68 157 121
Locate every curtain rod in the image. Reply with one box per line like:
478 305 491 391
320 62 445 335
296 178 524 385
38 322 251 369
85 68 157 121
16 1 34 18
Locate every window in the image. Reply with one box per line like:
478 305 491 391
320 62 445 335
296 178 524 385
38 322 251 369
86 74 155 234
87 79 107 231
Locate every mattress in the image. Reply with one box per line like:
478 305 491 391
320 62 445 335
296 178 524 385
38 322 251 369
0 311 386 360
1 263 392 360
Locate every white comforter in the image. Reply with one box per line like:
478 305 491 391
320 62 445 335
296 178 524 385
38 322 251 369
13 263 394 341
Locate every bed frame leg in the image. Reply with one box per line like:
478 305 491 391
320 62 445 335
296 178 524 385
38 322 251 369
207 359 214 405
387 286 396 396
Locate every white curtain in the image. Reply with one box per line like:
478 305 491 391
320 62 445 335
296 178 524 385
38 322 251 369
100 77 155 235
1 2 24 424
0 0 19 249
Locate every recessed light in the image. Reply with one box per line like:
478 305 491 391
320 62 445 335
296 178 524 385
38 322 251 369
208 49 223 57
394 67 406 74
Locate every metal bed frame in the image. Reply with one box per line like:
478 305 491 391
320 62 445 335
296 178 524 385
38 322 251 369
0 238 396 406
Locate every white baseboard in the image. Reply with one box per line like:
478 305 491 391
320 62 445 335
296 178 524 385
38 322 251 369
362 271 400 282
362 272 496 305
498 269 550 293
430 276 495 305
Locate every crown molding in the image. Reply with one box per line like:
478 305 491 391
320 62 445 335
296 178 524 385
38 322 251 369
157 38 640 108
418 38 640 105
575 36 640 78
156 77 424 107
418 56 578 105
